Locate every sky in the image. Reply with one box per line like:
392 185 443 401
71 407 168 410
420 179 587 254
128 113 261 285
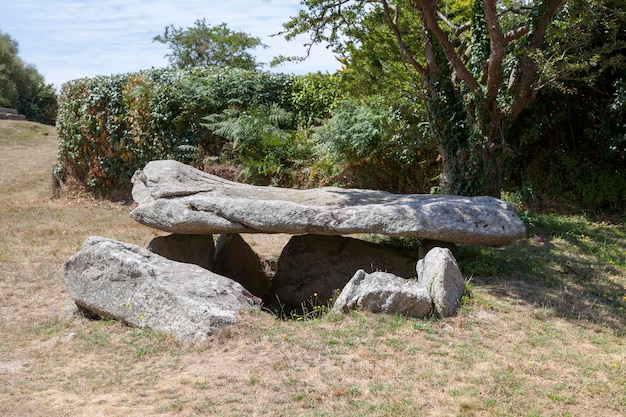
0 0 341 89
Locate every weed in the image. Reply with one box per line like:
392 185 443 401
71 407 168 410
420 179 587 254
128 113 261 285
274 289 341 321
135 345 152 358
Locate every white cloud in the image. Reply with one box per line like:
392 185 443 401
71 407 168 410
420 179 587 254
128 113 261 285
0 0 340 88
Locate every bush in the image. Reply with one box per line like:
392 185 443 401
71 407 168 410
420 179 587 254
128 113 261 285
506 77 626 214
56 66 438 197
56 67 296 193
311 96 438 193
289 72 344 126
203 104 313 185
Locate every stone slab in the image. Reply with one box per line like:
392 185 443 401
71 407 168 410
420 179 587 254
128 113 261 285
62 236 260 342
131 160 526 246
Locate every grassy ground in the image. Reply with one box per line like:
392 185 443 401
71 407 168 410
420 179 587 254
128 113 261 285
0 119 624 417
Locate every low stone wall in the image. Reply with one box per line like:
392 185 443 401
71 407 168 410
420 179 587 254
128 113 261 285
0 107 26 120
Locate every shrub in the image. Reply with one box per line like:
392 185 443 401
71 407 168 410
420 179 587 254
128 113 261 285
56 67 295 193
290 72 344 126
56 66 438 197
311 96 438 193
203 104 313 185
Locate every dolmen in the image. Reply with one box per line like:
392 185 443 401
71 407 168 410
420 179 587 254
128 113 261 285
62 160 526 342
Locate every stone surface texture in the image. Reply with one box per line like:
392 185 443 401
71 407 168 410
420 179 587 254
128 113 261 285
62 236 260 342
147 233 215 270
332 270 433 318
214 233 272 299
271 234 418 309
131 160 525 246
416 247 465 317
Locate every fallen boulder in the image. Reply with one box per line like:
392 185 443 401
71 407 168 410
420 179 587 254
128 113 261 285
332 270 433 318
62 236 260 342
417 247 465 317
130 160 526 246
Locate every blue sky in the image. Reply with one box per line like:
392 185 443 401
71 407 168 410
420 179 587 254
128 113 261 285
0 0 340 89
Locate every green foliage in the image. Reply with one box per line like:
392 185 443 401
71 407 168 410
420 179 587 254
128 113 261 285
56 67 296 192
504 0 626 213
508 130 624 212
0 32 21 107
312 95 437 192
280 0 574 197
509 148 626 214
605 79 626 162
468 0 489 79
535 0 626 93
203 104 311 184
424 39 476 196
57 63 440 196
153 19 266 70
290 72 344 125
335 6 423 102
0 31 57 124
313 97 394 163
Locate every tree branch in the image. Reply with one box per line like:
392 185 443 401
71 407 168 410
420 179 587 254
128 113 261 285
436 11 471 37
483 0 506 109
498 6 534 17
414 0 480 91
381 0 427 77
508 0 565 120
531 0 565 48
504 26 530 44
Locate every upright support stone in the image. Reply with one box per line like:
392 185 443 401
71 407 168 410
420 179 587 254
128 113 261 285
214 233 272 299
271 234 418 309
417 247 465 317
147 233 215 270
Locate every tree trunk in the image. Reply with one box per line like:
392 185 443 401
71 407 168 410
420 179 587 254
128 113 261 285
427 82 507 198
436 131 506 198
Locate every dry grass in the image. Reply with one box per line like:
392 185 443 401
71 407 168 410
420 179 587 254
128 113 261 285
0 120 624 417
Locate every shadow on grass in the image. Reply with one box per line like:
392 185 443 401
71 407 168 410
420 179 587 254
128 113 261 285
458 211 626 334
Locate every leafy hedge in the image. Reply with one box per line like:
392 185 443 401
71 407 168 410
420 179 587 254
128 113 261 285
56 66 439 195
56 67 300 191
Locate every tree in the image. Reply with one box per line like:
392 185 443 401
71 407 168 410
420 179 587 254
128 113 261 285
153 19 267 70
282 0 566 197
0 32 22 107
0 31 57 124
503 0 626 211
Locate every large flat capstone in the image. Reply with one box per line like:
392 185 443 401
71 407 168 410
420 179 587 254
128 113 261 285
130 160 526 246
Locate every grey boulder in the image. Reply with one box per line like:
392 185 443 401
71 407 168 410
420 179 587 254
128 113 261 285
147 233 215 270
214 233 272 299
271 234 418 309
332 270 433 318
130 160 525 246
62 236 260 342
417 247 465 317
